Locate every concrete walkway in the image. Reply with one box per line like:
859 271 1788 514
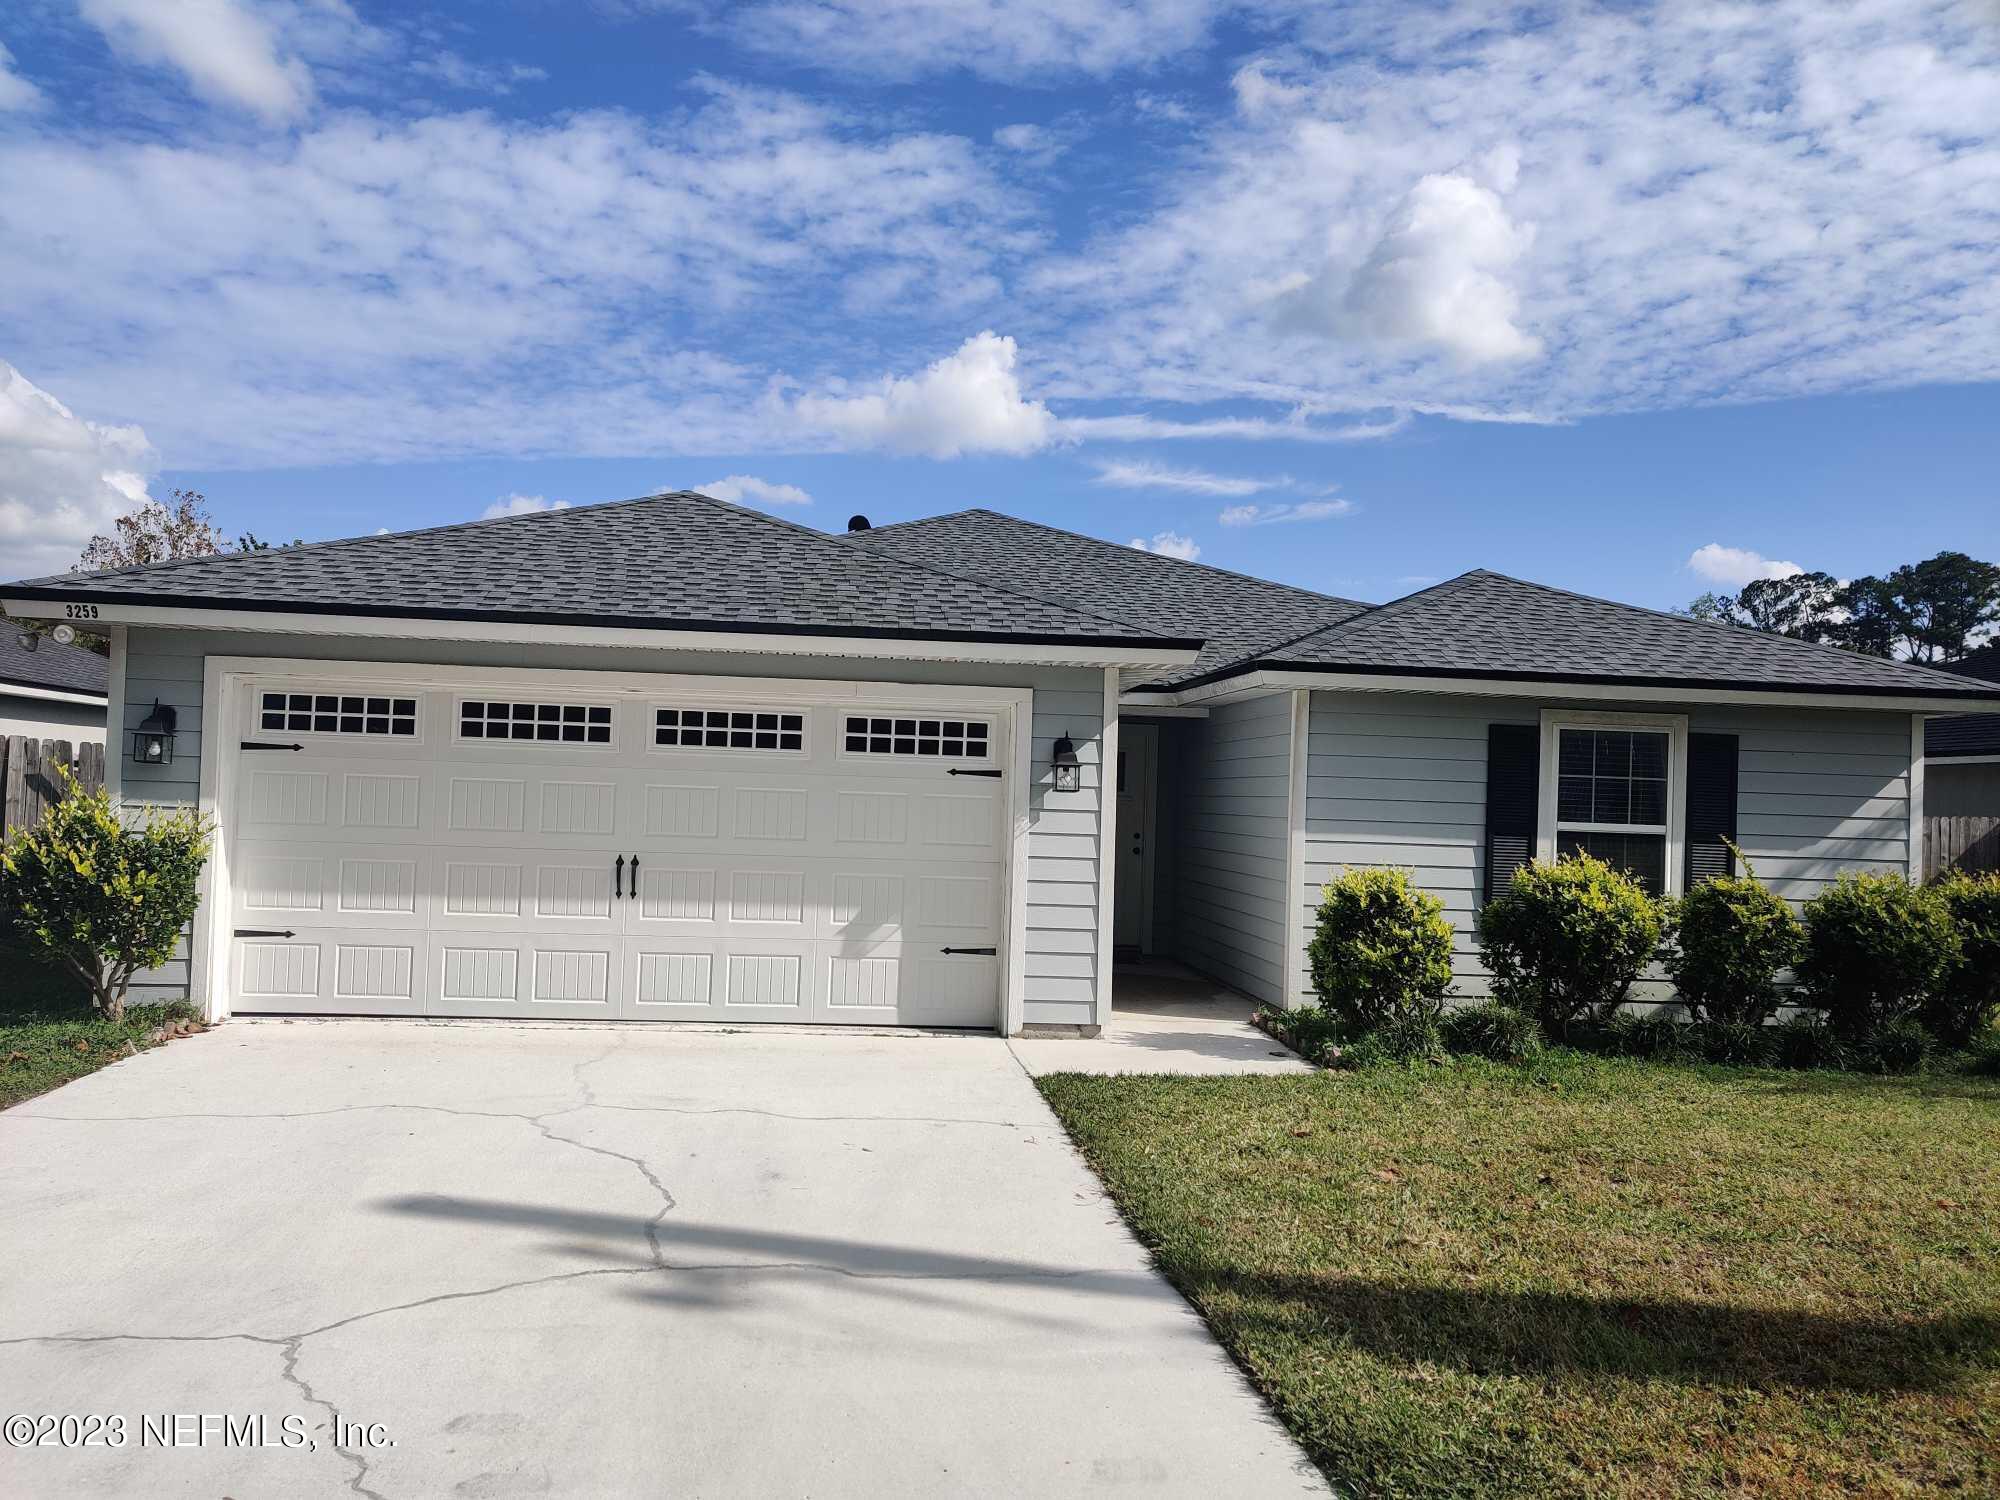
0 1020 1324 1499
1012 960 1314 1077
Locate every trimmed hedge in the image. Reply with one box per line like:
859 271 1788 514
1796 873 1960 1040
1306 867 1454 1035
1475 854 1664 1037
1663 868 1804 1026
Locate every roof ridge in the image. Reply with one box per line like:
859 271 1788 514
37 491 680 587
697 493 1192 643
1460 568 1988 690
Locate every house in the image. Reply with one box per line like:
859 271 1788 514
0 624 108 742
1923 640 2000 874
5 493 1995 1031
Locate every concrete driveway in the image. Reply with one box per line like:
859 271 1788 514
0 1021 1322 1499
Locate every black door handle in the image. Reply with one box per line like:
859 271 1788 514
614 854 625 900
629 853 639 896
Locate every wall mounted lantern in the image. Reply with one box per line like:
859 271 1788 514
1050 734 1081 793
132 700 177 765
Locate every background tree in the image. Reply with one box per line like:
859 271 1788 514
1737 571 1843 642
75 488 228 572
1684 551 1998 662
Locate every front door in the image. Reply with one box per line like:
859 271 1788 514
1113 722 1157 950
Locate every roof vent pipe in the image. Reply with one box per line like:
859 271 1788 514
847 515 871 532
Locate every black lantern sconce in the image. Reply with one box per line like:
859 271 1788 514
1050 734 1081 793
132 700 177 765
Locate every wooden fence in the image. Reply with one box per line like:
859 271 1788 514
1924 815 2000 880
1 736 106 841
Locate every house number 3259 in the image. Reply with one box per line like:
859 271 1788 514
64 604 99 619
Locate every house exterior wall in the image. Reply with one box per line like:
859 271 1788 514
1927 759 2000 817
118 627 1108 1029
0 692 105 742
1165 692 1294 1006
1296 688 1914 1007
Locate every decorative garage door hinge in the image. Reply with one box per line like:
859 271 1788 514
234 928 297 938
946 767 1002 777
939 946 997 956
240 741 303 751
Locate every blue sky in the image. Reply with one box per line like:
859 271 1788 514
1 1 1995 609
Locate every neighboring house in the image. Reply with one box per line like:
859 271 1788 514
4 494 1995 1030
1924 641 2000 873
0 624 108 742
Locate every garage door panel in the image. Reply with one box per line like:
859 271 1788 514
232 676 1012 1027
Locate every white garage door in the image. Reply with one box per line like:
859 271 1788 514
226 676 1009 1026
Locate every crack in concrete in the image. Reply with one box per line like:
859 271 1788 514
522 1035 675 1268
277 1333 387 1500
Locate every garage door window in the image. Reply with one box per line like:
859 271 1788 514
844 715 989 758
461 700 612 744
655 708 805 751
261 691 416 737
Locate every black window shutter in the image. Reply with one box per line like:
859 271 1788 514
1483 724 1540 906
1684 733 1739 887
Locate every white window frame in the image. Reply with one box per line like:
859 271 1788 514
648 703 809 758
453 694 619 751
835 709 995 765
1537 708 1688 897
249 684 425 744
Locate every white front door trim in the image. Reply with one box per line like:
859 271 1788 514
192 655 1033 1032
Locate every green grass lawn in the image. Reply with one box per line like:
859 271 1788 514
0 936 194 1109
1040 1056 2000 1499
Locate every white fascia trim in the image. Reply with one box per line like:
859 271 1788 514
0 680 107 706
1165 668 2000 716
1094 666 1120 1031
1 599 1198 672
1537 708 1689 898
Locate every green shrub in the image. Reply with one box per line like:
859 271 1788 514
1438 1001 1544 1062
1306 867 1455 1035
1603 1010 1696 1061
1925 871 2000 1048
1475 854 1665 1037
1255 1002 1341 1065
1 770 212 1021
1663 868 1804 1025
1337 1013 1446 1070
1855 1018 1933 1075
1696 1019 1776 1067
1964 1031 2000 1077
1796 873 1959 1039
1772 1012 1850 1071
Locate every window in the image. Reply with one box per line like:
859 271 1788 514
843 715 989 758
656 708 803 752
1540 713 1684 896
461 700 611 744
262 691 415 737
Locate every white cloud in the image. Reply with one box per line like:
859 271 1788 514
792 332 1056 458
1092 460 1283 496
482 493 569 519
1128 530 1201 561
75 0 323 122
697 474 813 506
1687 543 1805 588
0 42 44 113
1275 159 1541 365
724 0 1225 80
1218 499 1353 525
408 53 547 96
0 362 156 580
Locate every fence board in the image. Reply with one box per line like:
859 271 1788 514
0 735 108 840
1925 814 2000 879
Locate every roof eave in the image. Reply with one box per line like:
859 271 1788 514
0 593 1203 671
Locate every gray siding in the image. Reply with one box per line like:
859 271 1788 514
0 693 105 741
1298 690 1913 1007
1169 693 1293 1005
118 628 1107 1029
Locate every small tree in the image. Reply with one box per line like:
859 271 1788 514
1475 854 1664 1036
1306 867 1454 1034
1795 872 1959 1039
1926 871 2000 1048
75 489 228 573
1663 860 1806 1026
1 768 211 1020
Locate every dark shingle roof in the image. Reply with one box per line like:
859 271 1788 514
5 493 1196 653
845 508 1368 686
0 626 108 698
1925 642 2000 756
1224 569 2000 700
